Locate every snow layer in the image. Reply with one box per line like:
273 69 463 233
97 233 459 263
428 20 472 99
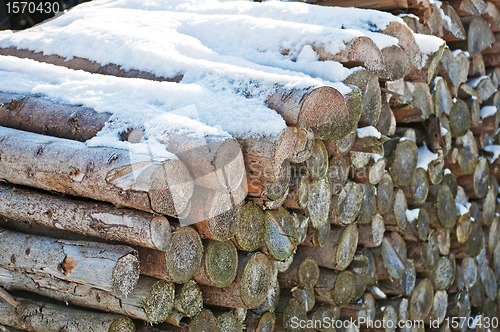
0 55 288 147
406 208 420 222
467 75 489 88
417 143 439 171
481 106 497 118
484 145 500 162
357 126 381 138
413 33 445 54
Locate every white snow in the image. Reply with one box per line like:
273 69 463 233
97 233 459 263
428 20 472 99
371 153 383 162
440 126 448 136
456 186 468 205
444 168 451 175
417 143 439 171
484 145 500 162
398 13 420 20
406 208 420 222
468 75 489 88
456 203 469 216
357 126 382 139
0 55 288 149
481 106 497 119
413 33 445 54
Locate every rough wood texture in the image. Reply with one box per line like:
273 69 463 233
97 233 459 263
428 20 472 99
0 126 193 217
0 183 172 251
0 297 136 332
448 16 495 56
0 268 175 323
138 226 203 284
0 228 139 295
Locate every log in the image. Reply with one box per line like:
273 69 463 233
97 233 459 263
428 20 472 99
468 53 486 77
380 45 411 81
0 297 136 332
448 17 495 56
343 69 381 127
356 184 377 224
402 167 429 206
289 128 315 164
0 183 171 251
245 312 275 332
449 99 471 137
376 102 397 136
315 86 363 141
0 91 110 141
314 268 356 308
138 226 203 284
306 139 329 181
325 129 357 157
449 0 487 16
456 157 490 199
413 4 444 36
409 279 434 320
351 155 386 186
0 126 193 217
434 78 453 117
193 240 238 288
484 2 500 31
232 202 265 252
0 268 175 323
384 137 419 186
407 232 440 272
184 185 245 241
0 228 139 296
441 3 467 41
0 92 244 194
330 181 363 226
263 207 298 261
380 22 422 70
327 155 350 194
350 151 371 169
214 311 244 332
424 290 448 325
314 36 385 73
277 256 319 289
377 172 395 215
446 130 479 176
198 252 273 309
431 255 457 291
240 128 295 201
393 83 434 123
357 214 385 248
253 277 280 314
384 188 408 230
312 0 407 10
305 177 332 229
296 224 358 271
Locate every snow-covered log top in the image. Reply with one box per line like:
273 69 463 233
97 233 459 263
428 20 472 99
0 0 434 148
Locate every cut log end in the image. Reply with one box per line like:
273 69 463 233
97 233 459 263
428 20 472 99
240 253 273 309
233 202 265 252
142 279 175 323
203 240 238 288
166 227 204 284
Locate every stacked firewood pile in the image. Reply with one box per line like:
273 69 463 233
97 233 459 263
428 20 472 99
0 0 499 331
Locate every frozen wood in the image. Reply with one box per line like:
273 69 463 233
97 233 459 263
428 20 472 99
0 126 193 216
296 224 358 271
199 252 273 309
193 240 237 288
314 36 384 73
0 228 139 296
253 277 280 314
0 297 136 332
305 177 332 229
0 268 175 323
380 22 422 69
446 131 479 176
325 128 357 157
306 139 329 181
327 155 350 194
384 188 408 230
448 0 487 16
415 4 444 36
377 259 416 296
0 183 171 251
282 172 309 210
407 232 440 272
138 226 203 284
245 312 275 332
401 167 429 206
406 42 445 85
356 184 377 223
385 137 419 187
343 69 381 127
376 102 397 136
468 53 486 77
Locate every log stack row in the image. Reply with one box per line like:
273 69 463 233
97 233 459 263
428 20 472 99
0 0 500 331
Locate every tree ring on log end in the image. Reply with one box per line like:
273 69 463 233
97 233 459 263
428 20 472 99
112 253 140 296
240 252 273 309
204 240 238 288
165 226 203 283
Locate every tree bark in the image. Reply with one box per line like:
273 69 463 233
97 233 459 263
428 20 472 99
138 226 203 284
0 183 172 251
0 228 139 296
0 297 136 332
0 126 193 217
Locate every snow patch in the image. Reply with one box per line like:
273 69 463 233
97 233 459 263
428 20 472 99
417 143 439 171
481 106 497 119
406 208 420 222
357 126 381 138
484 145 500 162
413 33 445 54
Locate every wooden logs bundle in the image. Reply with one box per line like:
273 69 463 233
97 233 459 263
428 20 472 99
2 0 500 331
